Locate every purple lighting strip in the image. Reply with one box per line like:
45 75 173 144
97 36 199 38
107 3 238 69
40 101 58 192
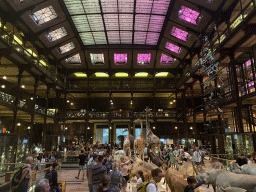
114 53 128 65
165 42 181 54
160 54 174 65
178 6 201 25
137 53 151 65
170 27 190 41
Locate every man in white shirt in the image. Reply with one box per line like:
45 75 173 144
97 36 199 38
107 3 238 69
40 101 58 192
146 168 164 192
193 147 201 166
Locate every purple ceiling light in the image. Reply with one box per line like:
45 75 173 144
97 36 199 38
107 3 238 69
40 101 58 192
165 42 181 54
137 53 151 65
178 6 202 25
170 27 190 41
160 54 174 65
114 53 128 65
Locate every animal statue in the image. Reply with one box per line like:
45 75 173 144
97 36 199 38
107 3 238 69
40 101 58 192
231 163 256 175
165 167 200 192
129 161 152 182
134 119 145 161
197 169 256 191
117 132 134 151
219 186 247 192
177 160 196 178
146 144 163 167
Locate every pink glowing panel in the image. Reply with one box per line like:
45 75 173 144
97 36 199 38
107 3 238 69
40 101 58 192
170 27 190 41
160 54 174 65
152 0 171 15
165 42 181 54
114 53 128 65
137 53 151 65
136 0 153 14
178 6 201 25
134 32 147 44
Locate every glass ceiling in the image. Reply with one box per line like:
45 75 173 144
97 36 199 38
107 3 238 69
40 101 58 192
63 0 171 45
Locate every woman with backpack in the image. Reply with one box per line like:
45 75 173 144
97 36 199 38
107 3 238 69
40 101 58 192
12 156 33 192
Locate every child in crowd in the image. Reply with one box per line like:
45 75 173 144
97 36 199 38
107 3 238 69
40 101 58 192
184 176 207 192
136 170 144 187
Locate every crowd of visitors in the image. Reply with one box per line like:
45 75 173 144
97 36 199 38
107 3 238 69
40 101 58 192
11 142 256 192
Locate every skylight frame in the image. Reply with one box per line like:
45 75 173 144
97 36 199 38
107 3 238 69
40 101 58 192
58 42 75 54
66 53 81 64
90 53 105 65
63 0 172 45
178 6 202 25
160 54 174 65
114 53 128 65
165 42 181 54
170 27 190 42
137 53 151 65
30 6 57 26
46 27 68 42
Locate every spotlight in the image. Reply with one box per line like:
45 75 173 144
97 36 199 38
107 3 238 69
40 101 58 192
17 123 21 126
21 85 25 88
71 103 74 105
175 127 177 129
173 100 176 102
190 127 193 129
111 103 113 105
3 76 6 80
110 126 112 130
1 85 5 88
65 127 68 130
27 126 31 129
30 97 33 100
153 126 156 129
67 100 70 103
87 127 90 130
170 102 173 104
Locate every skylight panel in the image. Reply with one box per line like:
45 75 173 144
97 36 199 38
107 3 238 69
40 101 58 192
135 14 150 31
165 42 181 54
148 15 165 32
108 31 120 44
120 31 132 44
87 15 104 31
134 32 147 44
58 42 75 54
101 0 118 13
80 33 95 45
30 6 57 25
119 14 133 30
137 53 151 65
170 27 190 41
136 0 153 14
72 16 90 32
66 54 81 64
118 0 134 13
152 0 171 15
146 32 160 45
90 53 105 65
82 0 101 14
178 6 202 25
114 53 128 65
93 32 107 44
63 0 84 15
104 14 119 30
160 54 174 65
46 27 67 42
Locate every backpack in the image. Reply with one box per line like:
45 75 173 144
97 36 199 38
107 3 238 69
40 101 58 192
137 181 156 192
11 166 28 186
44 170 53 184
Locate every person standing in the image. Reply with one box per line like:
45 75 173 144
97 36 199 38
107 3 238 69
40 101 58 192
87 154 98 192
146 168 164 192
51 162 60 192
193 147 201 166
109 161 123 192
75 150 87 180
169 148 176 168
236 154 248 166
13 156 33 192
98 175 111 192
92 155 107 192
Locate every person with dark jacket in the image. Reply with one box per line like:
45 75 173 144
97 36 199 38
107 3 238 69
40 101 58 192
51 162 60 192
184 176 207 192
92 155 107 192
236 154 248 166
75 150 87 180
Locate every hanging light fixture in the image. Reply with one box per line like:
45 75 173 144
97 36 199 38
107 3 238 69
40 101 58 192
1 85 5 88
21 76 25 88
3 67 7 80
17 123 21 126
